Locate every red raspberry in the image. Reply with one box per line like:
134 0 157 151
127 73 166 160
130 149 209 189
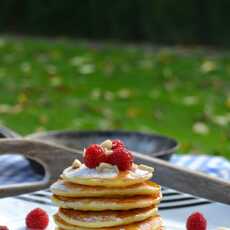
26 208 49 230
84 144 107 168
186 212 207 230
107 148 133 171
0 226 9 230
112 139 124 149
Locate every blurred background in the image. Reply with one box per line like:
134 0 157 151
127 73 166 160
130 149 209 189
0 0 230 158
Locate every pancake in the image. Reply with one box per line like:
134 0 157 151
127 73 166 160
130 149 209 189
51 180 160 198
54 214 164 230
58 206 158 228
52 193 162 211
62 164 153 187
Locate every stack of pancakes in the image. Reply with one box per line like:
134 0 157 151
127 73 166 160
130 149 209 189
51 162 164 230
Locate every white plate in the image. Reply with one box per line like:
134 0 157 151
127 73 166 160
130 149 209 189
0 188 230 229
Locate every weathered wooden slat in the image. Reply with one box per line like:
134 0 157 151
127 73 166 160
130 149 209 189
0 139 230 204
0 139 78 197
133 151 230 204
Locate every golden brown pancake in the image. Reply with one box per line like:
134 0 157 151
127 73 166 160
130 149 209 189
52 192 161 211
51 180 160 198
54 214 164 230
58 206 158 228
62 164 153 187
52 193 162 211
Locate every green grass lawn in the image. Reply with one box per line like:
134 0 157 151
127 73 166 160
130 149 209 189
0 37 230 158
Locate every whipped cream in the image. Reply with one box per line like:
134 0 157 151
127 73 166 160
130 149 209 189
127 165 153 179
63 164 119 179
62 163 153 180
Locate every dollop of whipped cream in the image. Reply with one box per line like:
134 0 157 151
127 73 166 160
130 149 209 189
63 163 119 179
62 161 154 180
127 164 154 179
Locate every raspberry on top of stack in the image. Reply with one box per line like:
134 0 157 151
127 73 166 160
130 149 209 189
51 139 164 230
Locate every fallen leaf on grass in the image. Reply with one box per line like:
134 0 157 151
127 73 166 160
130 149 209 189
200 60 217 73
117 88 132 99
126 107 141 118
164 80 177 92
182 96 199 106
104 91 114 101
37 96 52 107
0 38 6 47
50 50 61 59
192 122 209 135
36 54 49 63
17 93 28 105
50 76 62 87
0 104 22 114
225 96 230 109
70 57 88 66
46 64 57 75
97 119 112 129
180 142 193 152
139 59 153 69
79 64 95 75
157 49 173 64
90 89 101 100
39 115 49 125
153 109 163 120
20 62 31 73
72 118 86 128
103 62 114 76
101 108 113 119
211 79 223 90
212 114 230 126
35 126 46 133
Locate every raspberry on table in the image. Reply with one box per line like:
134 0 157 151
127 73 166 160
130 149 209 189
0 226 9 230
186 212 207 230
26 208 49 230
112 139 124 149
107 147 133 171
84 144 107 168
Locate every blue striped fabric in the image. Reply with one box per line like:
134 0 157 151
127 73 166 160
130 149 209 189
0 155 42 184
0 154 230 184
171 154 230 180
